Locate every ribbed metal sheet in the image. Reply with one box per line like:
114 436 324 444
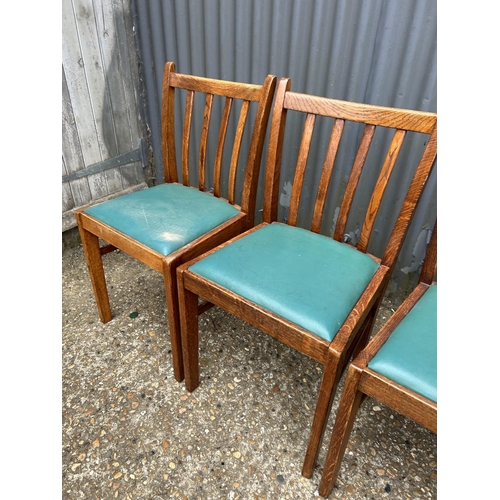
133 0 437 295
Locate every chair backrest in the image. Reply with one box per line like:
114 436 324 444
161 62 276 226
418 220 437 285
263 78 437 270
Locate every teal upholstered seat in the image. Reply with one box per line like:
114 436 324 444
189 222 380 342
84 183 240 256
368 284 437 402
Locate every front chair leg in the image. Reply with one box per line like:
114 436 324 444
77 219 112 323
318 365 365 498
177 268 200 392
163 260 185 382
302 349 343 478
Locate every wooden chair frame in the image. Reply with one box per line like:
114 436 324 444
75 62 276 382
318 222 437 497
177 78 437 477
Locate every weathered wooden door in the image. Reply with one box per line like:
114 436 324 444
62 0 148 232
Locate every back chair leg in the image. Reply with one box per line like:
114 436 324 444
302 349 344 478
351 301 380 361
77 220 112 323
178 271 200 392
318 365 366 498
163 261 185 382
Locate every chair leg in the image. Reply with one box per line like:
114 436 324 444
318 365 365 498
177 268 200 392
163 261 185 383
77 223 112 323
301 349 343 478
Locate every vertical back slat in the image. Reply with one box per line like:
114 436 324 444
198 93 214 191
333 124 376 241
228 100 250 205
357 128 406 253
182 90 194 186
382 127 437 267
213 97 233 198
263 78 292 223
310 119 345 233
419 220 437 284
162 62 178 183
288 113 316 227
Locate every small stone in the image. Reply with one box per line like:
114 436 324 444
162 440 170 450
377 469 385 476
228 383 235 390
169 462 176 469
78 453 86 461
179 408 186 414
71 463 81 471
114 472 123 479
272 385 280 392
92 439 100 448
233 451 241 458
277 474 284 483
373 406 381 412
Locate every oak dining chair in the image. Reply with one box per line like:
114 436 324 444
176 77 437 476
75 62 276 382
318 221 437 497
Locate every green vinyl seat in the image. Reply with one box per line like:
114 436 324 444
84 183 240 256
368 284 437 402
189 222 380 342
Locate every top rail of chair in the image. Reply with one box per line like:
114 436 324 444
169 73 265 101
284 92 436 134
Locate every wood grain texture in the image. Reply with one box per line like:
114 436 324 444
182 90 194 186
284 92 436 133
319 225 437 496
78 63 276 384
213 97 233 197
311 118 345 233
333 124 375 241
178 81 437 481
288 113 316 226
228 100 249 204
357 128 406 253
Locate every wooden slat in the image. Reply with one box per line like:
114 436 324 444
333 124 376 241
198 93 214 191
381 127 437 267
357 128 406 253
359 369 437 432
288 113 316 227
311 118 345 233
182 90 194 186
228 100 250 204
213 97 233 197
419 221 437 284
284 92 436 134
170 72 262 101
263 78 292 223
162 62 178 183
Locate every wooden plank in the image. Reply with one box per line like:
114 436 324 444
62 0 104 167
118 0 141 144
284 92 437 134
62 65 92 208
170 73 262 101
94 0 134 155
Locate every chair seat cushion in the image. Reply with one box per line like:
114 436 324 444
368 285 437 402
189 223 380 342
84 183 240 256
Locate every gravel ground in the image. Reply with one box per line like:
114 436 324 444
62 241 437 500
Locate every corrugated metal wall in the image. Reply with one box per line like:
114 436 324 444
133 0 437 297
